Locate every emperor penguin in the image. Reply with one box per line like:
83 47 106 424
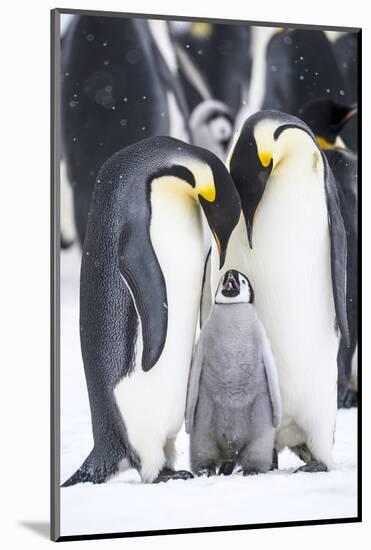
62 15 190 247
186 270 281 477
173 21 251 116
190 99 234 161
220 111 349 472
300 99 358 408
333 32 359 152
261 30 345 118
62 136 241 486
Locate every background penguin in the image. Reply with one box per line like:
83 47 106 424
222 111 349 472
173 21 252 117
300 98 358 408
333 32 359 152
61 15 190 247
62 136 241 486
299 98 357 150
189 99 234 160
261 30 346 119
186 270 281 477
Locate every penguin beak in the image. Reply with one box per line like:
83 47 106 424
342 105 358 125
198 178 241 270
221 270 240 297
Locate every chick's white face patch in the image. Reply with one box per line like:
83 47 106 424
215 270 253 304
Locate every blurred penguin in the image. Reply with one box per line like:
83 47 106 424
261 29 346 118
333 32 359 152
173 21 251 116
190 100 233 160
62 15 190 247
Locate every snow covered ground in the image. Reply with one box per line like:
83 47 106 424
60 246 358 538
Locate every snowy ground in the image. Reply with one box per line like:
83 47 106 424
60 246 358 538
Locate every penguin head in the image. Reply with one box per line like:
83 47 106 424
190 100 234 160
228 110 321 247
215 270 254 305
149 137 241 269
299 99 357 149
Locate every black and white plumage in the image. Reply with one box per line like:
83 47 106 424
262 30 345 118
218 110 349 472
62 136 240 486
333 32 359 152
174 22 251 116
300 98 358 408
61 15 190 247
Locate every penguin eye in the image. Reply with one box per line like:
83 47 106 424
242 280 246 285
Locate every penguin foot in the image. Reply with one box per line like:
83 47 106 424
153 467 194 483
218 461 235 476
290 443 312 464
243 469 259 476
294 461 328 473
196 465 216 477
270 448 279 471
338 386 358 409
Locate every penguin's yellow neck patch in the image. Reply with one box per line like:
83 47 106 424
198 184 216 202
191 22 213 38
258 151 273 168
316 135 345 150
316 136 335 150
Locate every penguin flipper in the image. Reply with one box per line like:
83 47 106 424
323 154 350 346
118 223 168 372
259 321 282 429
185 333 206 434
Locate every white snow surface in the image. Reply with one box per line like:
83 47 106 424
60 246 358 538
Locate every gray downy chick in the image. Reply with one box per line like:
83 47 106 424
185 270 281 476
190 99 234 161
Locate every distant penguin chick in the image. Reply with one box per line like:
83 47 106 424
186 270 281 477
190 100 234 160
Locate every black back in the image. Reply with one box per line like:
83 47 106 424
62 16 170 246
175 22 251 115
262 30 345 116
333 33 358 151
326 148 358 405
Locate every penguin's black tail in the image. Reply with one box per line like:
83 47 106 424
61 447 123 487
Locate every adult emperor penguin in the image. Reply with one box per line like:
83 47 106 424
333 32 359 152
222 111 349 472
261 30 345 118
173 21 251 116
300 99 358 408
62 136 241 485
62 15 190 247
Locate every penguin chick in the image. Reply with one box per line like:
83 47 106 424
185 270 281 477
190 99 234 161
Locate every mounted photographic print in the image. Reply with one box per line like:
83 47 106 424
51 8 361 542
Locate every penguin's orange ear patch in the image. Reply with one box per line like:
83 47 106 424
258 151 272 168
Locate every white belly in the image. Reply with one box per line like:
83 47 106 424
249 169 339 450
212 164 338 455
114 179 205 479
